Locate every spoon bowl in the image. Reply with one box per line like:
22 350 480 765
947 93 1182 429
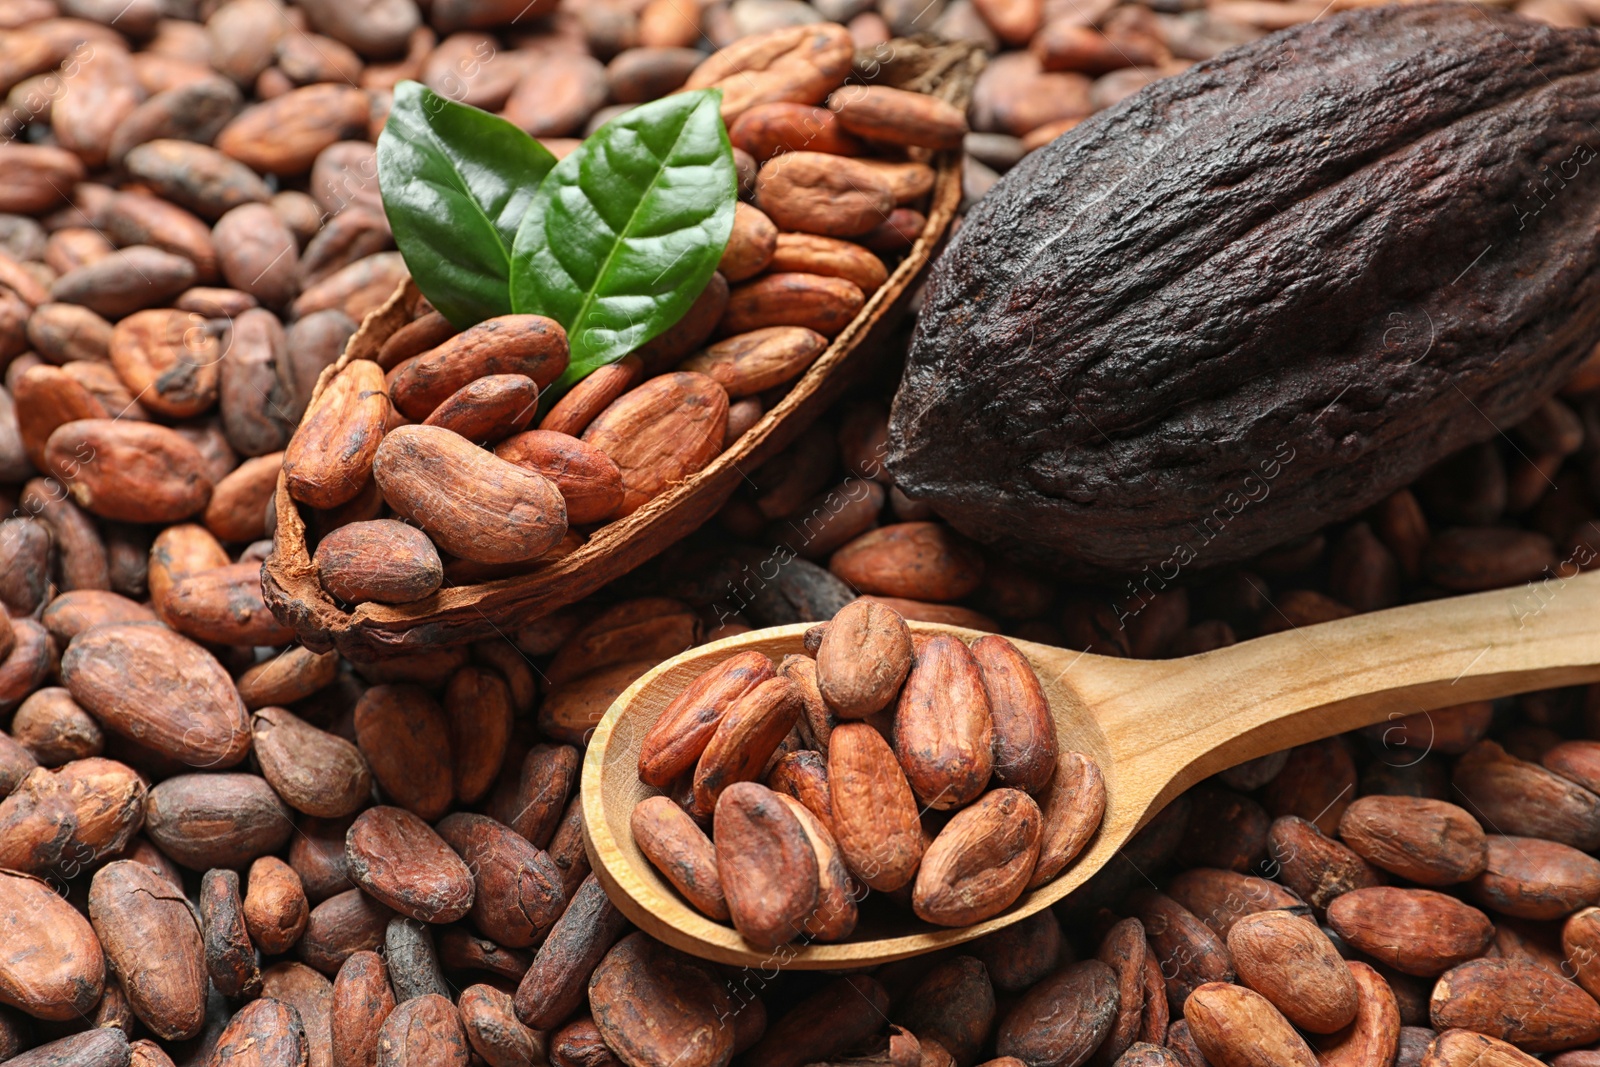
582 571 1600 968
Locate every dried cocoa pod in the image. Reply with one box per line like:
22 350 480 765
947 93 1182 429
0 758 145 875
353 684 453 821
827 721 923 892
374 992 469 1066
45 418 212 523
436 812 565 948
744 975 890 1067
638 652 774 787
486 743 579 849
373 424 569 565
1268 815 1384 911
252 706 373 818
1326 887 1494 977
346 806 474 924
914 788 1042 926
331 951 395 1067
1336 796 1487 886
1454 741 1600 850
588 933 733 1067
714 781 819 949
144 772 293 870
299 889 392 977
1184 982 1317 1067
1431 957 1600 1052
631 795 728 921
284 358 388 511
582 372 729 517
692 676 801 815
1469 835 1600 920
89 859 206 1041
895 7 1600 577
0 868 104 1021
513 874 629 1031
684 23 854 122
493 429 626 526
894 635 994 810
243 856 310 957
996 961 1119 1067
389 316 567 421
1226 909 1357 1034
62 623 250 768
11 686 101 766
200 868 262 999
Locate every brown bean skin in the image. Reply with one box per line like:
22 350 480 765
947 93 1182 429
971 634 1059 795
692 676 802 816
632 795 729 921
588 933 735 1067
1337 796 1487 886
828 723 924 893
639 652 776 788
244 856 311 957
894 635 994 810
389 315 568 421
714 782 819 950
283 358 388 511
913 788 1043 927
88 860 207 1042
345 806 475 924
0 868 105 1022
353 685 453 822
494 430 626 526
200 868 262 999
436 812 566 948
375 993 470 1067
995 961 1120 1067
421 373 540 443
514 875 630 1031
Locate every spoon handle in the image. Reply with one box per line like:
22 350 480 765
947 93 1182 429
1073 567 1600 809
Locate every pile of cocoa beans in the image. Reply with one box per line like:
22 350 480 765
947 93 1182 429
630 599 1106 945
4 0 1600 1066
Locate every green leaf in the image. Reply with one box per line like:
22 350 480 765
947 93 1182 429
510 88 737 395
377 80 558 329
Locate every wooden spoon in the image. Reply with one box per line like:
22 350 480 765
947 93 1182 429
582 570 1600 969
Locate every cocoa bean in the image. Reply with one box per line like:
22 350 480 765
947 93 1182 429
144 772 293 870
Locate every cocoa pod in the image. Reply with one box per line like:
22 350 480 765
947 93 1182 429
1453 741 1600 851
1469 834 1600 920
1184 982 1317 1067
375 993 469 1066
283 359 388 511
199 868 263 999
631 795 728 921
62 623 250 768
513 874 629 1031
1336 796 1487 886
1430 957 1600 1052
0 757 143 875
0 868 105 1021
582 372 729 517
1226 909 1358 1033
714 781 819 950
314 519 444 606
353 685 453 821
436 812 565 948
692 676 801 816
373 425 569 565
638 651 774 788
243 856 310 957
493 430 625 526
331 951 395 1067
995 961 1119 1067
684 23 854 122
253 706 373 819
88 859 206 1041
827 722 924 892
1326 887 1494 977
144 772 293 870
45 419 212 523
913 788 1042 926
588 933 734 1067
346 806 474 924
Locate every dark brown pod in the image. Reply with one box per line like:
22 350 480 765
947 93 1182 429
436 812 566 948
345 806 475 924
200 868 262 999
589 933 734 1067
513 874 629 1031
88 860 207 1042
